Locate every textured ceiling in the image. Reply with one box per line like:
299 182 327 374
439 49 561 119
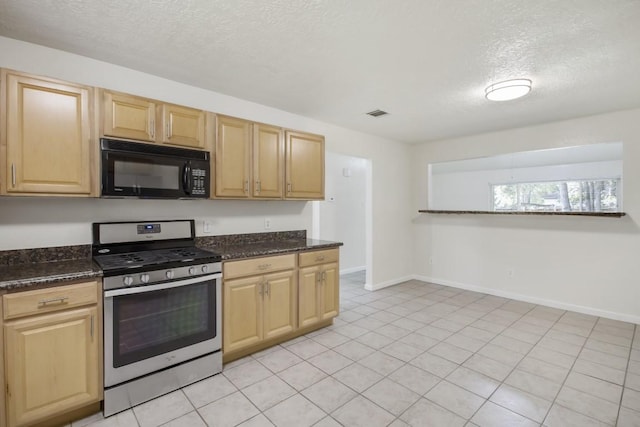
1 0 640 143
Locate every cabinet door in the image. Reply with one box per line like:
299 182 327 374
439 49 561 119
223 276 263 353
103 91 156 142
5 72 91 195
298 265 321 328
161 104 206 149
320 263 339 320
253 124 284 198
215 116 251 198
263 270 296 340
285 131 324 200
4 306 99 427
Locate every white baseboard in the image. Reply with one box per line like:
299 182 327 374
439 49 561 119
413 275 640 325
365 275 414 291
340 266 366 275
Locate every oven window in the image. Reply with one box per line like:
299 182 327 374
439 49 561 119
113 281 216 367
114 160 180 190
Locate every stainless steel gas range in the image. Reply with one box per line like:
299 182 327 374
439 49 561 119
92 220 222 416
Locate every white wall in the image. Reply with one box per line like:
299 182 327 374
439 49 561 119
412 108 640 322
0 37 413 288
319 152 367 273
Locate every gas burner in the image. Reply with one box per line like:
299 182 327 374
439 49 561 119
119 254 144 263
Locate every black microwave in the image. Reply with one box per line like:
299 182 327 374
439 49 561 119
100 138 210 199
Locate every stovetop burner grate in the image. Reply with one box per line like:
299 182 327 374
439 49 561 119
93 247 220 272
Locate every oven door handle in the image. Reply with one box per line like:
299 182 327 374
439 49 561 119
104 273 221 298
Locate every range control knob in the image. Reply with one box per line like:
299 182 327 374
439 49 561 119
188 267 196 275
140 274 150 283
201 265 209 273
123 276 133 286
165 270 175 279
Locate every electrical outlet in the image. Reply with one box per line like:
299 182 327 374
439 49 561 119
264 218 271 230
203 221 213 233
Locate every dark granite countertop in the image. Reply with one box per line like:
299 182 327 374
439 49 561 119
0 258 102 291
197 238 343 260
0 232 342 291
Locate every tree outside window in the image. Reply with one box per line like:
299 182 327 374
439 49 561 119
492 179 620 212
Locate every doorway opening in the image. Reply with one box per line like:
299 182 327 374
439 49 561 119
312 152 372 289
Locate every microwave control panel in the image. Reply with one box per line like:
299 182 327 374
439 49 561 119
191 168 207 195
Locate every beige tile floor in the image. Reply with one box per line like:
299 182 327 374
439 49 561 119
74 271 640 426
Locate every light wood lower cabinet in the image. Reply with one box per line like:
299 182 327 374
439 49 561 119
2 281 101 427
298 249 339 328
223 275 263 352
223 249 339 359
263 271 297 339
223 255 296 354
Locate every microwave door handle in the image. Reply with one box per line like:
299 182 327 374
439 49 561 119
183 162 192 195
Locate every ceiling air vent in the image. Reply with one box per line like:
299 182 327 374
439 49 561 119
366 109 388 117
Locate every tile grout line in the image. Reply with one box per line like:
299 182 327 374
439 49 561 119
615 322 637 425
463 301 547 424
335 281 464 424
342 280 618 426
538 312 599 426
374 286 532 424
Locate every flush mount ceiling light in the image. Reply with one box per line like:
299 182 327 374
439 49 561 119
485 79 532 101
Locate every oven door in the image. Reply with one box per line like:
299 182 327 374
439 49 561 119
104 273 221 387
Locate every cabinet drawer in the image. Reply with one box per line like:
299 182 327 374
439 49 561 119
3 281 98 320
299 248 339 267
224 254 296 279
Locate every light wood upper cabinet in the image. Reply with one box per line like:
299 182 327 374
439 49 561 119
285 131 325 200
102 91 207 150
253 124 284 198
0 69 325 200
215 115 251 198
2 70 92 195
103 91 156 142
161 104 206 149
2 280 101 427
